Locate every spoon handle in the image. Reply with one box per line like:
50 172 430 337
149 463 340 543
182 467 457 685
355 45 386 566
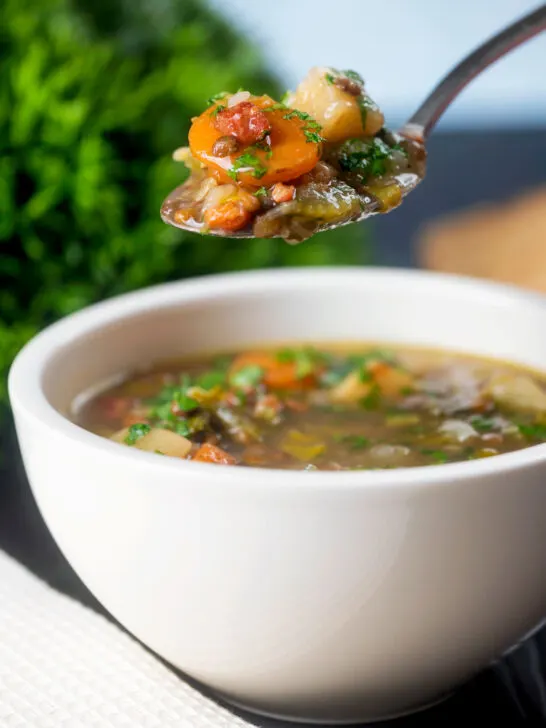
400 4 546 141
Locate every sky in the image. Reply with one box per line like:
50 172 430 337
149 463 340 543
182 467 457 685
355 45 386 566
209 0 546 130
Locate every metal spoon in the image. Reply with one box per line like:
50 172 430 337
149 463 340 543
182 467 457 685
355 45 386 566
161 4 546 238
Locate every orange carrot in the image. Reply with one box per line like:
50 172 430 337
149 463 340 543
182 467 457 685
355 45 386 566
229 352 316 391
189 95 321 188
192 443 237 465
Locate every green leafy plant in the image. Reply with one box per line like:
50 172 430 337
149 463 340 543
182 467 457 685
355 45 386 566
0 0 370 407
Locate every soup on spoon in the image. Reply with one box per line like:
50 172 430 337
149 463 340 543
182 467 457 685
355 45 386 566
161 67 426 244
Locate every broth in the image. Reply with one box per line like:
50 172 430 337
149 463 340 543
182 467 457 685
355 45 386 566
75 343 546 471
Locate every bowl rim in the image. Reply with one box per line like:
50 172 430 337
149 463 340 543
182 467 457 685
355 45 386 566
9 265 546 491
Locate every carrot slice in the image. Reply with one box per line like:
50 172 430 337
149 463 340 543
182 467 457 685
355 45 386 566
229 352 316 391
189 95 321 188
192 443 237 465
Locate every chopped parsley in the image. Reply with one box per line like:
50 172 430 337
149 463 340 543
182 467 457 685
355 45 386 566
335 434 370 450
250 140 273 159
348 349 397 368
174 421 192 437
518 423 546 440
124 423 151 445
230 365 264 389
358 366 374 383
469 415 496 433
209 104 226 118
343 69 365 85
227 152 268 180
276 347 322 379
304 129 325 144
421 448 449 464
196 370 226 390
325 73 336 85
338 137 393 181
254 186 268 197
206 91 229 105
360 384 381 410
264 104 324 144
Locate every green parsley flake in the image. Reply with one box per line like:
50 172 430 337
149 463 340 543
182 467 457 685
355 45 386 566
325 73 336 85
207 91 229 105
518 423 546 440
124 423 151 445
421 448 449 464
360 384 381 410
227 152 267 180
343 69 365 85
230 365 264 389
174 421 192 438
254 187 268 197
196 370 226 390
338 137 394 181
209 104 226 118
335 434 370 450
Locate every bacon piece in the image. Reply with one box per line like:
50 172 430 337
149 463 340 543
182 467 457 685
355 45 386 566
270 183 296 204
213 102 271 146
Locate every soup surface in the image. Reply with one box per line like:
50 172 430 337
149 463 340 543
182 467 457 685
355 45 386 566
162 67 426 243
76 344 546 471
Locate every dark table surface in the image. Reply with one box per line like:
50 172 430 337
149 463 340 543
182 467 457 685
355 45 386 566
1 128 546 725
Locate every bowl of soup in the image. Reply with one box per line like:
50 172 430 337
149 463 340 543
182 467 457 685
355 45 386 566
9 267 546 724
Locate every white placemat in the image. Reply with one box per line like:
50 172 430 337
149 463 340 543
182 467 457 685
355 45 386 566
0 550 255 727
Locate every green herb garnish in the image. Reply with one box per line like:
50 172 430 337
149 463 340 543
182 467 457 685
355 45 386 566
469 415 496 433
124 423 151 445
343 69 364 85
338 137 393 181
518 423 546 440
174 420 191 437
230 365 264 389
207 91 229 105
227 152 267 180
421 448 449 464
196 370 226 390
254 187 268 197
335 434 370 450
325 73 336 85
209 104 226 118
277 347 328 379
360 384 381 410
264 102 288 112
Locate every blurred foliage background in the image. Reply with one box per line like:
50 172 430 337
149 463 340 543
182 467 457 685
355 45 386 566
0 0 368 407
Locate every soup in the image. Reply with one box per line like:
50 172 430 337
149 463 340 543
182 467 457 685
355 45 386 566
162 67 426 243
76 344 546 471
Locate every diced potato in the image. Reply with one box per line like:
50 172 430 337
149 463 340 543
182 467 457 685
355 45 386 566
111 427 192 458
485 373 546 413
330 363 414 404
285 66 384 143
330 371 373 403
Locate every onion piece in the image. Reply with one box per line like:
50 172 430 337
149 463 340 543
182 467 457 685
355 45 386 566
227 90 251 107
439 419 477 442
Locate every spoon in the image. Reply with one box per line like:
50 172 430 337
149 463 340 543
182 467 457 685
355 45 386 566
161 4 546 238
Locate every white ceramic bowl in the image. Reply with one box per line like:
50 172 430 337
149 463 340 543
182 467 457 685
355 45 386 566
9 267 546 724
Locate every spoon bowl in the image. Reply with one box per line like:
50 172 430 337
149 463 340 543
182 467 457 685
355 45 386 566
161 4 546 240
